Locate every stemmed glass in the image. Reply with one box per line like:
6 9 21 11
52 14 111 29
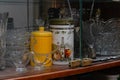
7 27 30 72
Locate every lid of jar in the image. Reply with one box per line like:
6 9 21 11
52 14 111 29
31 27 52 37
49 18 74 25
50 25 74 29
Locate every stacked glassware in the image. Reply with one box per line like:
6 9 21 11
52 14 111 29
0 12 8 70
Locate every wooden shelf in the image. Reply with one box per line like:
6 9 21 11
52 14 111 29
1 59 120 80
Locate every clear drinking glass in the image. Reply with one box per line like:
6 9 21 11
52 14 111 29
10 46 29 72
32 52 52 70
7 28 30 72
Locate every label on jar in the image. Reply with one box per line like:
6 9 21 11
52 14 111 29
50 25 74 65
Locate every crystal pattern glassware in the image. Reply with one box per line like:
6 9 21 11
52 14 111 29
7 28 30 72
83 18 120 56
0 12 8 70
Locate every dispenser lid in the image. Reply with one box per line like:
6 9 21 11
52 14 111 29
31 27 52 37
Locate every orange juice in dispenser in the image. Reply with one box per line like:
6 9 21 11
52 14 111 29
30 27 52 67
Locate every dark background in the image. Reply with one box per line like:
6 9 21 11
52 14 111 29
82 2 120 20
